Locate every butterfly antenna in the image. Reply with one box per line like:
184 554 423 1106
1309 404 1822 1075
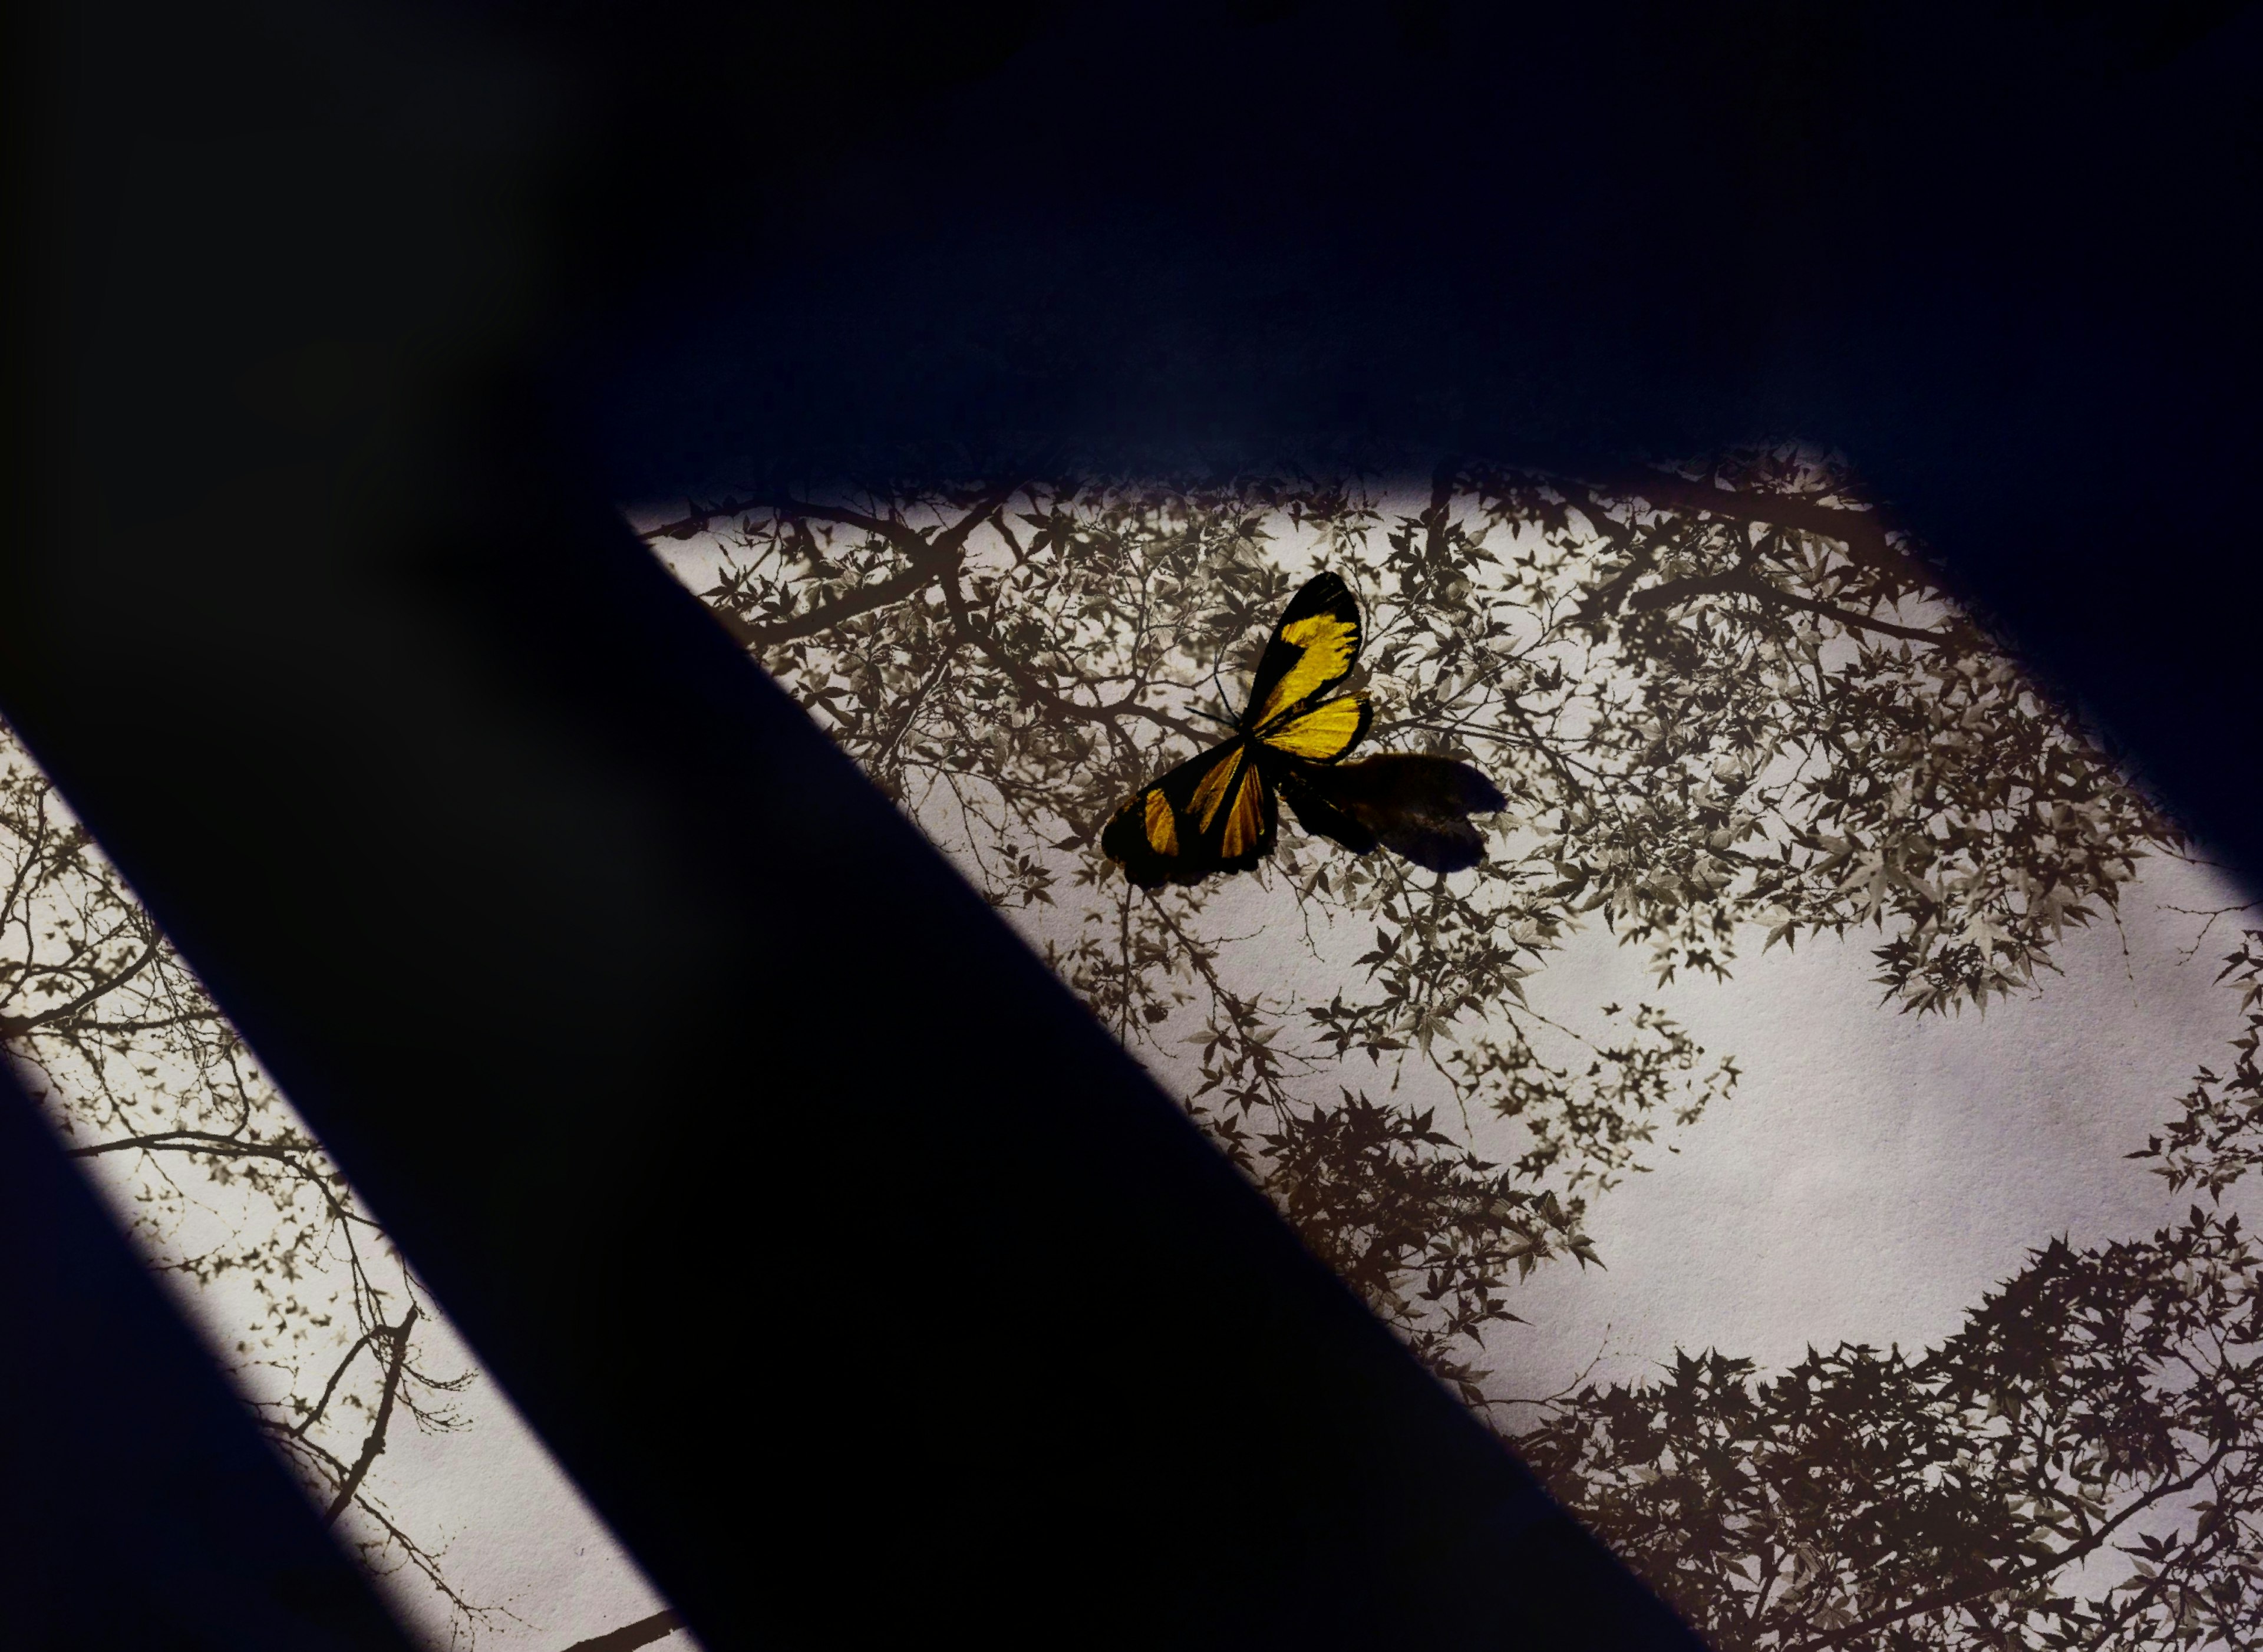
1207 656 1242 730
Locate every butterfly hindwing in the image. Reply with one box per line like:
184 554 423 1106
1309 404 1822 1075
1243 573 1364 734
1293 753 1506 873
1101 739 1278 888
1257 691 1371 761
1274 763 1380 856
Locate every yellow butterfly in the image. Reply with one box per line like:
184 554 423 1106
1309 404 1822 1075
1101 572 1505 888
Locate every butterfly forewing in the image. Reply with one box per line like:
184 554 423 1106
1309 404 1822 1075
1101 740 1277 888
1216 753 1276 862
1243 573 1363 732
1186 747 1246 832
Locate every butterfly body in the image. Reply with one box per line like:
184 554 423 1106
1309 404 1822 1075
1101 573 1504 888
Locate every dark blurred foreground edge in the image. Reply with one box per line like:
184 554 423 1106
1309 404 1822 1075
0 1062 419 1652
4 0 1710 1646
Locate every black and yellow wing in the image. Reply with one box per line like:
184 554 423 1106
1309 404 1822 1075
1254 690 1371 761
1100 737 1278 889
1241 576 1375 858
1241 572 1364 736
